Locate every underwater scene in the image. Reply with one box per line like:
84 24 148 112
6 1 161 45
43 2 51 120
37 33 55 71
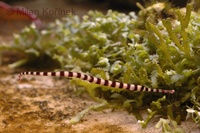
0 0 200 132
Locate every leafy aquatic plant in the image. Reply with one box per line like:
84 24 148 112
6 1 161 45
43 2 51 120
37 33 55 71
1 2 200 130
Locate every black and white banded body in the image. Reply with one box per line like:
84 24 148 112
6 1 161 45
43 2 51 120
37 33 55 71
18 71 175 94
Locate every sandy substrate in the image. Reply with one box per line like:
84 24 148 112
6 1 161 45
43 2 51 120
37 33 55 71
0 65 199 133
